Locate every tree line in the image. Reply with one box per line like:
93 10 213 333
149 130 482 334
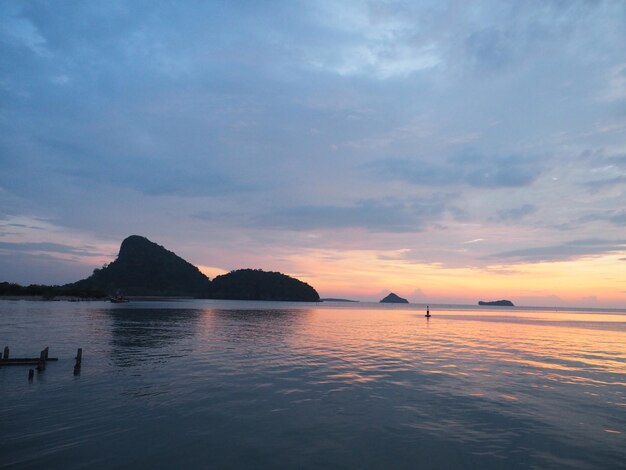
0 282 107 299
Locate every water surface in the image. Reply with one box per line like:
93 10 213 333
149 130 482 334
1 300 625 469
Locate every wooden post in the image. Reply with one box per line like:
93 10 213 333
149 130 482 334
28 369 34 381
73 348 82 376
3 346 8 359
36 350 46 372
43 347 49 360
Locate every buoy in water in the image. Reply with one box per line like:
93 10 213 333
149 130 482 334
425 305 431 318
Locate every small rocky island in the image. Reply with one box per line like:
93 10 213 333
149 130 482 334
380 293 409 304
478 300 514 307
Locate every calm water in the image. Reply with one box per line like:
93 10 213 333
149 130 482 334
1 300 625 469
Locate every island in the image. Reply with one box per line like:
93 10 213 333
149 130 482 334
478 300 515 307
69 235 212 297
206 268 319 302
9 235 321 302
380 293 409 304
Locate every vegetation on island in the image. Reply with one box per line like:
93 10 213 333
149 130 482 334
0 281 106 299
206 269 320 302
68 235 212 296
43 235 320 302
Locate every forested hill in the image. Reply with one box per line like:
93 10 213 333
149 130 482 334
207 269 320 302
69 235 211 296
64 236 319 301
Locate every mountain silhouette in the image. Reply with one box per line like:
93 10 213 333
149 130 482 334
68 235 320 301
69 235 211 296
207 269 319 302
380 292 409 303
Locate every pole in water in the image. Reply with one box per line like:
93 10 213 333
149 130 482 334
28 369 34 381
36 349 46 372
425 305 431 318
74 348 82 376
3 346 8 359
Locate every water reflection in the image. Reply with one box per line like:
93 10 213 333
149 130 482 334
243 307 626 467
1 301 625 469
210 309 309 344
107 308 201 367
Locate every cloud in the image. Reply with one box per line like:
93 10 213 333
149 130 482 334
368 150 543 188
6 223 45 230
301 1 442 79
579 209 626 227
494 204 537 222
488 238 626 263
0 3 49 57
0 251 92 284
584 175 626 192
465 29 519 70
598 63 626 102
0 241 102 256
253 195 454 233
462 238 484 245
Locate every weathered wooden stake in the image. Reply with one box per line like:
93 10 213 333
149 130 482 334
36 350 46 372
28 369 34 381
73 348 82 376
3 346 8 359
43 347 49 360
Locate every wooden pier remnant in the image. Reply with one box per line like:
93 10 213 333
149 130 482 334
28 369 34 381
74 348 82 376
0 345 59 366
36 349 46 372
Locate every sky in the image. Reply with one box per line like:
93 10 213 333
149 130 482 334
1 1 625 307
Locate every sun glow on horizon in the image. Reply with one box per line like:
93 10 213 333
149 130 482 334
289 249 626 308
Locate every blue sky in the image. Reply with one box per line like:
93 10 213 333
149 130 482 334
1 1 625 305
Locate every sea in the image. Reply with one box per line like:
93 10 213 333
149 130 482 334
1 300 625 469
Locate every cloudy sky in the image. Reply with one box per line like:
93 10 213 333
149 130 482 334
1 1 625 306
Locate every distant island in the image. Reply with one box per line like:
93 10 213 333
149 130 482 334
380 293 409 304
4 235 320 302
478 300 514 307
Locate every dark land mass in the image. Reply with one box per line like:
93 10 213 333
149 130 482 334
320 298 359 302
206 269 319 302
479 300 515 307
0 281 106 299
9 235 321 302
69 235 211 297
380 293 409 304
